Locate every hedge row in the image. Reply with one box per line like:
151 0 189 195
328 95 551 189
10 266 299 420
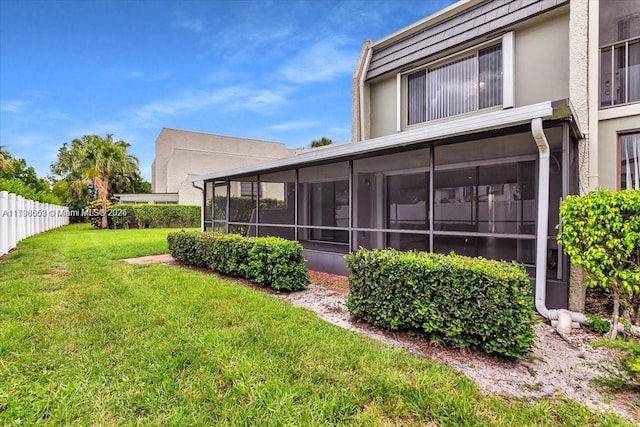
87 203 200 228
345 249 536 358
167 231 309 291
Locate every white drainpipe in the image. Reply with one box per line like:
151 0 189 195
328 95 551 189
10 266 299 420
531 118 586 329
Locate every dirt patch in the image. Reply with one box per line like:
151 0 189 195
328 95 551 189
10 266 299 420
122 254 177 265
308 270 349 293
43 268 68 279
124 254 639 421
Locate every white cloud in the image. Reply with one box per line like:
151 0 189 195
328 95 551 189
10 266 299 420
129 85 292 125
0 100 30 114
266 120 321 131
10 133 47 147
173 9 205 33
279 38 355 84
148 71 173 82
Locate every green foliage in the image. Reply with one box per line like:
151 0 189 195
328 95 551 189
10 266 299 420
50 134 140 228
85 204 200 229
0 146 60 204
167 231 309 291
210 234 254 277
557 189 640 335
211 196 284 221
131 204 200 228
586 315 612 335
593 338 640 391
345 249 536 358
310 137 333 148
557 189 640 295
167 230 217 268
0 178 62 204
248 237 310 291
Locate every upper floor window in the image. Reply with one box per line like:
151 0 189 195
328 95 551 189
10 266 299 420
620 133 639 190
599 5 640 108
407 44 503 125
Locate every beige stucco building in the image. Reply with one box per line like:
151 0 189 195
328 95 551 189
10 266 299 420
117 128 295 205
192 0 639 317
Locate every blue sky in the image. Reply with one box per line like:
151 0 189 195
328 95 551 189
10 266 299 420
1 0 455 181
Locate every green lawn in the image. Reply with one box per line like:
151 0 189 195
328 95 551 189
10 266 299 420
0 224 629 425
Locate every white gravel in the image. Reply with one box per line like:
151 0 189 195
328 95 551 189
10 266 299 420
277 284 638 421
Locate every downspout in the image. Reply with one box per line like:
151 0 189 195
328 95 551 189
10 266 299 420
192 181 204 231
531 118 586 329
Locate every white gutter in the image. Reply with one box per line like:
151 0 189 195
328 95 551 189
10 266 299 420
531 118 586 328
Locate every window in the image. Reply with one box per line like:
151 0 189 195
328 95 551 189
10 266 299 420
240 181 262 197
308 181 349 243
407 44 503 124
621 133 640 190
599 5 640 108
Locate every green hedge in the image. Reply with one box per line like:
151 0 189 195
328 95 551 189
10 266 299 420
167 231 309 291
89 204 201 228
130 204 200 228
345 249 536 358
167 231 217 268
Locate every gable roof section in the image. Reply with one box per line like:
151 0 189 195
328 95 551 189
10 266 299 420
366 0 568 80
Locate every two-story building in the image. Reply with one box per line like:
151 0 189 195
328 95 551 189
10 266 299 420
191 0 639 314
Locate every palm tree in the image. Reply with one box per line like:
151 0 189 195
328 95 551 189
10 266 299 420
51 134 138 229
0 145 11 174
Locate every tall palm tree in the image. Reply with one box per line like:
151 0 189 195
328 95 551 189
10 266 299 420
82 135 138 229
51 134 138 229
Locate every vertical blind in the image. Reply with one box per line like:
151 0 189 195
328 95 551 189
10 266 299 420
622 133 640 190
478 45 503 109
428 55 476 121
407 72 426 125
407 43 503 125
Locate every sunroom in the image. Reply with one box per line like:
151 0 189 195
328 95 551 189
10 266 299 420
192 100 581 309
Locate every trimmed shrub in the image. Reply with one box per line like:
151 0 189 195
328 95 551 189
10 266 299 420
210 234 254 277
131 204 200 228
87 204 201 229
167 231 217 268
248 237 310 291
346 249 536 358
167 231 309 291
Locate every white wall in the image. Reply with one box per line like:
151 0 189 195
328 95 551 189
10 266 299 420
0 191 69 257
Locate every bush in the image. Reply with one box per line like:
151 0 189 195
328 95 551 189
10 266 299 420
87 204 201 229
557 189 640 338
167 231 217 268
130 204 200 228
167 231 309 291
210 234 254 277
248 237 310 291
345 249 536 358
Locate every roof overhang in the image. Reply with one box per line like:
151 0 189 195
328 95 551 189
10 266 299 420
192 100 573 182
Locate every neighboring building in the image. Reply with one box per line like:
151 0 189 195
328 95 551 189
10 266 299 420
191 0 639 312
116 128 296 205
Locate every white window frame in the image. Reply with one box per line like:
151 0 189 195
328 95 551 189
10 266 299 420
396 32 514 131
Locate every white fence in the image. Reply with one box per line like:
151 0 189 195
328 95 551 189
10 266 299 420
0 191 69 257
